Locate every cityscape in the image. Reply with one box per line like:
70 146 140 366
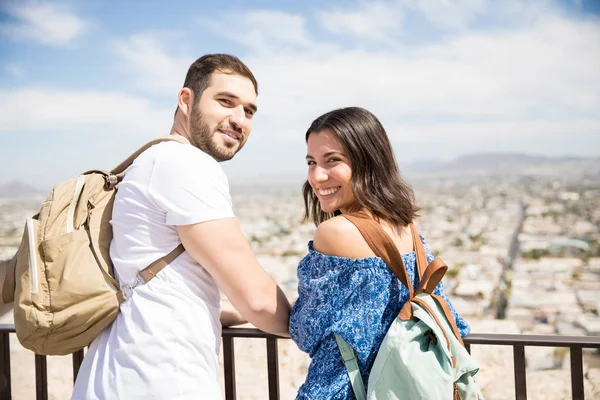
1 163 599 399
1 0 599 398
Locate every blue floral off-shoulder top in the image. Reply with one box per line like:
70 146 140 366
289 237 470 400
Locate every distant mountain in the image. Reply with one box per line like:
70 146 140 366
2 152 598 197
0 181 46 198
403 153 599 177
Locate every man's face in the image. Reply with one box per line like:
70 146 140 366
188 72 257 161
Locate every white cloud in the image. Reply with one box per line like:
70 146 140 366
4 0 596 187
229 6 600 147
404 0 488 31
48 1 598 157
317 1 404 42
112 34 191 95
0 88 171 134
0 87 176 188
317 0 557 39
0 2 89 46
199 10 312 53
110 21 312 97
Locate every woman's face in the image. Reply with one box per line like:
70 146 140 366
306 129 356 214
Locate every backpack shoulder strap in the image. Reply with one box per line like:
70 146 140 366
410 224 428 280
334 334 367 400
111 135 190 176
342 212 413 298
138 243 185 283
343 213 448 322
111 136 190 302
405 227 464 343
83 136 191 190
116 244 186 303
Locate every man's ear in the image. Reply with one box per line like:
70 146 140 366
178 88 194 117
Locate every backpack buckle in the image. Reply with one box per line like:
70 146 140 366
104 174 119 190
120 275 144 301
121 284 134 301
341 352 357 364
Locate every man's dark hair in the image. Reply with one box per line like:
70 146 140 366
303 107 420 226
175 54 258 117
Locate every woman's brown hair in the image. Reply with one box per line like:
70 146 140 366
303 107 419 226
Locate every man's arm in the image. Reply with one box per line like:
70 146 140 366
177 218 291 335
220 299 246 327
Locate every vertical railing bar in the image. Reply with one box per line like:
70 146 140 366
266 338 280 400
72 349 85 383
222 336 236 400
0 332 11 400
570 346 584 400
35 354 48 400
513 345 527 400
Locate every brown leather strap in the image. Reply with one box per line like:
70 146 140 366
411 257 463 343
432 293 465 346
410 224 428 280
138 244 186 283
342 212 412 298
400 257 452 321
111 135 190 176
341 213 465 345
415 258 448 296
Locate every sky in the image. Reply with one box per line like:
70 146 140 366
0 0 599 189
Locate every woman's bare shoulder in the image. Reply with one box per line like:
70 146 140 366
313 216 375 258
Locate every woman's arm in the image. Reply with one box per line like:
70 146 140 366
433 281 471 337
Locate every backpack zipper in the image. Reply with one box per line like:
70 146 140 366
26 218 39 294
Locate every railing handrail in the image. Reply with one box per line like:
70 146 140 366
221 327 600 347
3 323 597 347
463 332 600 347
2 323 599 400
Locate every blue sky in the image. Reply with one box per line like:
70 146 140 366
0 0 599 189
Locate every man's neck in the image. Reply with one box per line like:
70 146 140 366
170 111 191 143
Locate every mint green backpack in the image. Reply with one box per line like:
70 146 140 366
336 214 483 400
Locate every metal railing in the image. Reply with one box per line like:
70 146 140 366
1 324 599 400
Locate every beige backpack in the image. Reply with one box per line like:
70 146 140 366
0 136 187 355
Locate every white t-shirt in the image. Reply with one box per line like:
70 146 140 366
72 141 234 400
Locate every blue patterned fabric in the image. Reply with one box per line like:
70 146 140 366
289 237 470 400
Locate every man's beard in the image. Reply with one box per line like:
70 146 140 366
189 108 244 162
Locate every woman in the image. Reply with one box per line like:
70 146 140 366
289 107 470 399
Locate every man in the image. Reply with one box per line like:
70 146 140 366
72 54 291 399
